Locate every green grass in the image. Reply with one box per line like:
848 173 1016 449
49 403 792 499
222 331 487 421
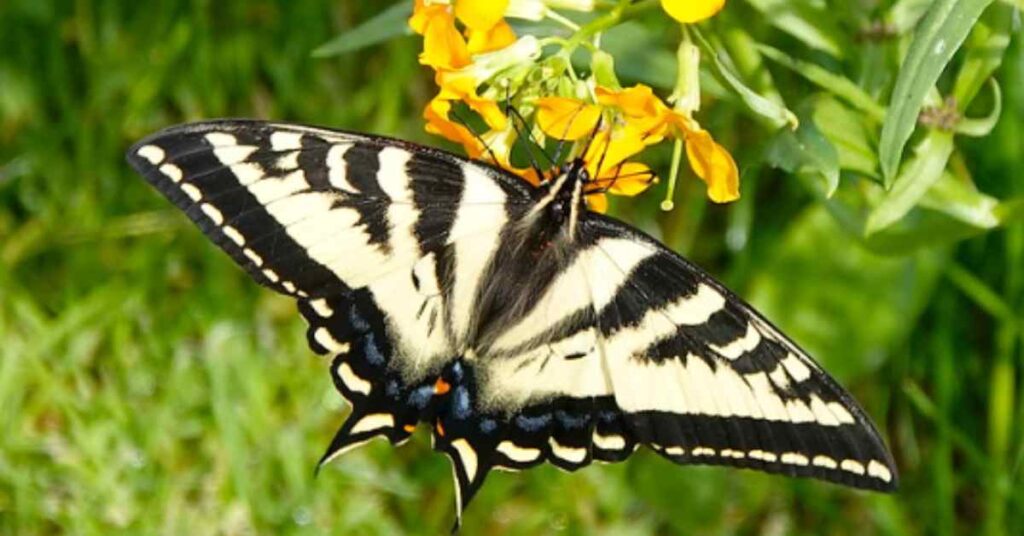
1 1 1022 534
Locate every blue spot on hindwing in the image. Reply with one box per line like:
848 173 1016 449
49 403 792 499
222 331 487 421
348 305 370 333
362 332 385 366
555 410 589 429
515 414 552 432
408 385 434 409
453 387 471 419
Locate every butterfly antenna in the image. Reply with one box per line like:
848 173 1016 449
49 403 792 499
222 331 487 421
449 106 502 167
503 87 552 182
577 115 606 181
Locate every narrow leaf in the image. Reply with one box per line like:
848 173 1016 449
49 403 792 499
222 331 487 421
313 3 412 58
691 28 798 130
758 45 886 122
878 0 994 185
868 131 955 234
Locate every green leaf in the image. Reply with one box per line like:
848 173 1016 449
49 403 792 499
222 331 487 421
742 0 846 58
765 101 840 197
878 0 995 185
313 2 412 58
811 96 878 178
691 28 798 130
919 171 1000 228
758 45 886 122
952 5 1013 104
868 131 955 234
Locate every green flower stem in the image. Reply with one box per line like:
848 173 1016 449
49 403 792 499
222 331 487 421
661 138 685 211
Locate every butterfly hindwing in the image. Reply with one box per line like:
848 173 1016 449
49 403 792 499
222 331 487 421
130 120 896 531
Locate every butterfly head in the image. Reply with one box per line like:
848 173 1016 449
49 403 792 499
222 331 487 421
538 157 591 237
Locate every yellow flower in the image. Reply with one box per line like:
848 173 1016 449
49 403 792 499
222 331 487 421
660 0 726 23
581 125 657 212
535 97 602 140
435 70 508 131
597 84 739 203
409 0 472 69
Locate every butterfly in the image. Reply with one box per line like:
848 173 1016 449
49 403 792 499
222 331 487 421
128 119 897 530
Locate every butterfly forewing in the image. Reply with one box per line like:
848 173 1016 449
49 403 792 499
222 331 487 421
129 120 897 530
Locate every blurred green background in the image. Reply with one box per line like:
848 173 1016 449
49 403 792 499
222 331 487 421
1 1 1022 535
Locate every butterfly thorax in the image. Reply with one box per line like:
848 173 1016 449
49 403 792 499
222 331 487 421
534 158 589 239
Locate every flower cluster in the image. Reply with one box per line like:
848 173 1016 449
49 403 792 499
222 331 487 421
409 0 738 212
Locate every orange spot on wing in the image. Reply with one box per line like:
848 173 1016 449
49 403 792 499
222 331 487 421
434 377 451 395
403 424 417 433
436 419 446 437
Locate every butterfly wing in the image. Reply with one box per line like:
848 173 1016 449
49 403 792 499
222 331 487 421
432 212 897 518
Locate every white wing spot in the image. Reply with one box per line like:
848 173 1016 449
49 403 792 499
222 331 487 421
666 284 726 325
200 203 224 225
282 281 297 294
159 163 183 183
222 225 245 246
270 131 303 151
451 439 479 482
350 413 394 434
243 248 263 266
261 268 279 283
867 460 892 482
749 450 778 462
841 459 866 475
721 449 746 459
781 353 812 382
136 145 165 165
314 327 349 354
710 323 761 360
277 151 300 170
548 438 586 464
813 455 838 469
781 452 809 466
828 402 856 424
181 183 202 201
309 298 333 317
692 447 716 457
664 446 685 456
204 132 238 147
497 441 540 463
337 362 371 395
592 431 626 451
229 162 266 185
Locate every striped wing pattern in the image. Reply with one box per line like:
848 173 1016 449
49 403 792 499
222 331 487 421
128 120 896 528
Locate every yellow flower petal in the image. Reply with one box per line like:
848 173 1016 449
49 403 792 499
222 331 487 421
685 128 739 203
585 191 609 213
435 70 508 131
660 0 726 23
583 126 646 178
455 0 510 31
466 19 517 54
596 84 673 141
424 97 486 158
535 97 602 141
598 161 656 196
419 7 471 69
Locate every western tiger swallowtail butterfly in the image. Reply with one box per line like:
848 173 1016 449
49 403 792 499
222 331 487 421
128 120 897 529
